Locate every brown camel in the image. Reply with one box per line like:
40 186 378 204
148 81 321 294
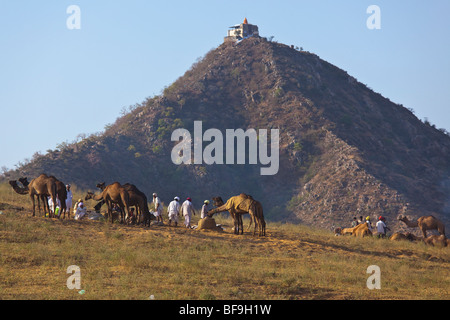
85 182 131 224
96 182 151 224
398 215 446 238
9 180 50 215
389 232 423 242
9 174 58 218
208 194 266 236
423 235 449 247
339 223 372 238
210 196 253 235
19 176 67 219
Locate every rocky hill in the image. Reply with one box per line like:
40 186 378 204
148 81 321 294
4 37 450 231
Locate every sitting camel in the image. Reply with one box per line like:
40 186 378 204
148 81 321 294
423 235 449 247
339 223 372 238
208 194 266 236
85 182 131 224
398 215 446 238
389 232 423 242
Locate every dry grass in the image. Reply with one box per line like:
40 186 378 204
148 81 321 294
0 183 449 300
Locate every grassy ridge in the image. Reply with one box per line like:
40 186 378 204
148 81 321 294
0 184 449 300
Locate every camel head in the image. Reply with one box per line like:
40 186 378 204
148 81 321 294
85 192 94 201
212 196 224 207
405 232 422 242
9 180 29 195
96 182 106 190
18 177 29 187
397 214 407 221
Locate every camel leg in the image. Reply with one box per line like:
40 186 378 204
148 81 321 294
44 196 51 218
258 206 266 237
61 202 66 219
228 209 238 235
30 194 36 217
40 195 48 217
106 200 113 223
237 214 243 235
39 195 45 217
421 226 427 238
136 206 140 225
247 207 257 236
36 195 41 216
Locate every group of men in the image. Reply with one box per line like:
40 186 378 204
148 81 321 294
351 215 390 238
46 184 77 218
58 185 213 227
152 193 210 228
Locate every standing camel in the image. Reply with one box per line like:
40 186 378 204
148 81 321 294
96 182 151 224
19 176 67 219
9 174 58 218
85 182 131 224
398 215 446 238
208 194 266 236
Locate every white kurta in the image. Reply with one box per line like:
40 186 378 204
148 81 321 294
66 190 73 210
181 200 195 227
48 197 61 213
167 200 180 222
153 197 163 217
74 207 87 220
201 204 209 219
376 220 387 234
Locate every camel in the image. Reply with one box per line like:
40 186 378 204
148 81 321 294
85 182 131 224
423 235 449 247
96 182 151 224
9 174 58 218
398 215 446 238
19 176 67 219
339 223 372 238
208 194 266 236
210 195 257 235
389 232 423 242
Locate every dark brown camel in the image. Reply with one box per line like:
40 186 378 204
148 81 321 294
208 194 266 236
19 176 68 219
9 174 58 218
96 182 151 224
9 180 50 216
85 182 131 224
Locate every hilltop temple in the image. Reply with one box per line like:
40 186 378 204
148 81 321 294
224 18 259 42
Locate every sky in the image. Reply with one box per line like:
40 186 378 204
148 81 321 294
0 0 449 170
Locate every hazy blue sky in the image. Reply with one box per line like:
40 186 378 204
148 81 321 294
1 0 449 170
